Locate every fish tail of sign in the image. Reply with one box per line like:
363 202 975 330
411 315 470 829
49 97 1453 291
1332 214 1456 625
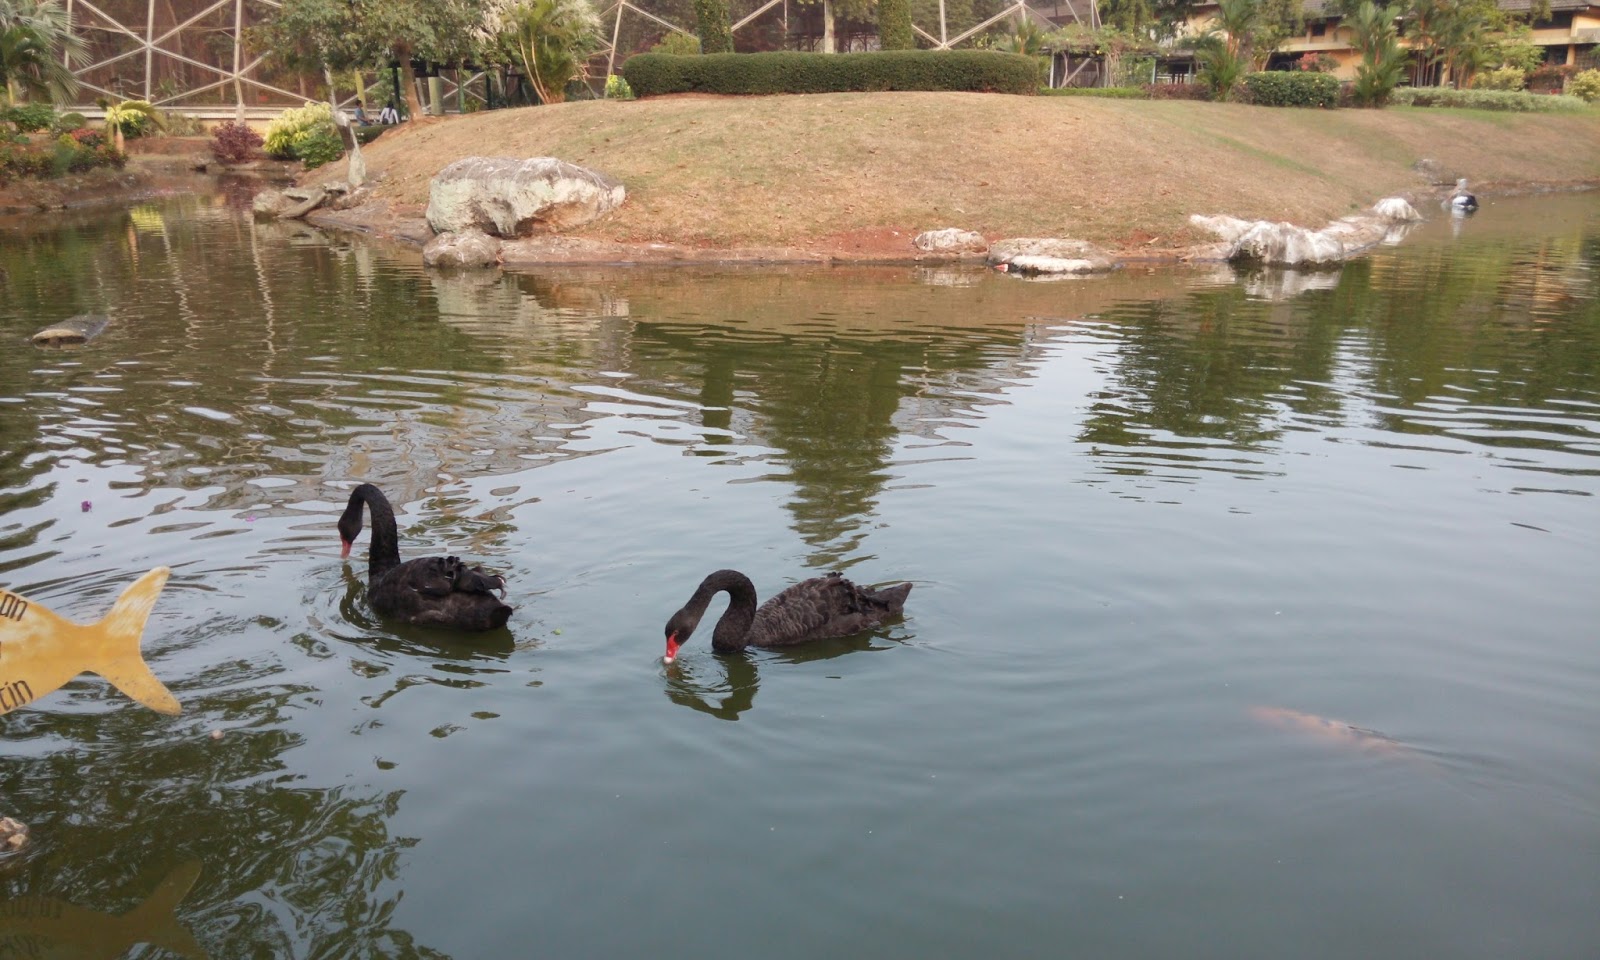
125 860 207 959
89 567 181 716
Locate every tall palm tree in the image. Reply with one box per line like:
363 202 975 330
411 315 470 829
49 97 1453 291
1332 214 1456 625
498 0 601 104
0 0 85 106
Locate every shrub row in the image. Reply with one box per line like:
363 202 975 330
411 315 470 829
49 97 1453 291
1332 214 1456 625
1240 71 1339 108
1039 86 1148 98
0 130 124 184
621 50 1040 97
1391 86 1591 112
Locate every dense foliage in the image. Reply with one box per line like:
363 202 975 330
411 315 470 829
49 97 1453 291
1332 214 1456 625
0 125 123 183
493 0 601 104
210 120 264 164
877 0 914 51
264 101 344 168
1240 70 1339 107
622 51 1042 96
1 98 49 129
1569 69 1600 103
692 0 733 53
1390 86 1590 111
1471 65 1526 90
0 0 85 106
1348 1 1404 106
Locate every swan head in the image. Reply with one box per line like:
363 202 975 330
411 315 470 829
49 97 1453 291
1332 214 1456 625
662 608 702 663
1454 178 1469 194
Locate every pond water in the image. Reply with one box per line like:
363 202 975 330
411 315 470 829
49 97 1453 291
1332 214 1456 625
0 190 1597 959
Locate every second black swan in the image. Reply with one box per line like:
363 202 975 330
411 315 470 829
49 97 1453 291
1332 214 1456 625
662 569 912 662
337 483 513 631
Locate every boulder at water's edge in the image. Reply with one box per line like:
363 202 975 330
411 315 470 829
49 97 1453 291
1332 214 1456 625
426 157 626 238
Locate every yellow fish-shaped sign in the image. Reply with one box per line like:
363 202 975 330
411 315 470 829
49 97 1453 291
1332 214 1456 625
0 567 180 717
0 859 207 959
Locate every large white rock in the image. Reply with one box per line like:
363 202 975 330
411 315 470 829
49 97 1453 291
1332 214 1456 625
913 228 988 254
987 238 1117 274
1233 221 1346 267
1370 197 1423 222
426 157 626 237
1188 214 1257 245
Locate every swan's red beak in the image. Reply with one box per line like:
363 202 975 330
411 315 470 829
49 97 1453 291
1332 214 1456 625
664 633 681 664
340 539 351 559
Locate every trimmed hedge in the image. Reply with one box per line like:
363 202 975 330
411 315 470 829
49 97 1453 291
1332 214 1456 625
621 50 1040 97
1240 71 1339 108
1391 87 1591 112
1039 86 1147 98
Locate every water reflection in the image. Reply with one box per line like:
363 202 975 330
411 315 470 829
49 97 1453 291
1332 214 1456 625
663 654 760 721
0 860 207 959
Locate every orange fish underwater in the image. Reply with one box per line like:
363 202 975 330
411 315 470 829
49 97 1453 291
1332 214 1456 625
1250 706 1410 758
0 567 180 717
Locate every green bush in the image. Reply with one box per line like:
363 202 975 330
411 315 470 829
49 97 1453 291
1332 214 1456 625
1471 67 1527 91
605 74 635 100
1145 82 1213 100
1040 86 1147 98
1390 86 1589 112
1568 69 1600 103
650 31 702 55
621 50 1041 97
1240 71 1340 107
4 103 56 132
263 101 344 166
51 112 87 134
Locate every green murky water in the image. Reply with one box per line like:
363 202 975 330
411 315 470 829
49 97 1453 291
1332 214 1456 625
1 191 1597 958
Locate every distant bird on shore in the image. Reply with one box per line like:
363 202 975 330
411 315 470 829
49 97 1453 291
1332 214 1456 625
337 483 512 631
1447 178 1478 214
661 569 911 662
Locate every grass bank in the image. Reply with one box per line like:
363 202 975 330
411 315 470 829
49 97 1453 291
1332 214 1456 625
310 92 1600 260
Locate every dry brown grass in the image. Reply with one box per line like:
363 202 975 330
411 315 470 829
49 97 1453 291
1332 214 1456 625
319 93 1600 254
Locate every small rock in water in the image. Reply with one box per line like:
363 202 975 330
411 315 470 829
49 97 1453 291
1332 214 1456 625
209 729 224 741
31 314 110 347
0 817 29 851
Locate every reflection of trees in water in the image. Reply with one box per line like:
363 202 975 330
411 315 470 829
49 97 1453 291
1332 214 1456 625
0 671 450 959
1079 233 1600 492
627 317 1034 568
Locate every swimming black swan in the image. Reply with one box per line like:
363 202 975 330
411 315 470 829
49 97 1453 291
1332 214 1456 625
337 483 513 631
662 569 911 662
1448 178 1478 213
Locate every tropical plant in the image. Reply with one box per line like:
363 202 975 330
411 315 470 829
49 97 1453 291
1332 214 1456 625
102 99 163 153
1348 1 1404 106
496 0 602 104
0 0 86 107
263 101 339 164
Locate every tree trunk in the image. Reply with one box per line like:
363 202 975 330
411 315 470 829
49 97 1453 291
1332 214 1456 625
823 0 836 53
394 43 425 122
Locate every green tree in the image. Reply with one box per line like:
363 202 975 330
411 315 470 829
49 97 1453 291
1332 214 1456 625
495 0 601 104
692 0 733 52
878 0 914 50
1349 0 1403 105
255 0 484 122
0 0 85 106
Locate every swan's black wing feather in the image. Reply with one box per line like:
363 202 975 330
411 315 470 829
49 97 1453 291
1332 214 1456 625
748 573 911 647
369 556 513 631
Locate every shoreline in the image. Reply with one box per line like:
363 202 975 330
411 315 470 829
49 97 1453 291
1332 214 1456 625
303 176 1600 269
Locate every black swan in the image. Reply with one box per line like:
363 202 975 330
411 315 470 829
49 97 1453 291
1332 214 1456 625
337 483 513 631
1448 178 1478 213
662 569 911 662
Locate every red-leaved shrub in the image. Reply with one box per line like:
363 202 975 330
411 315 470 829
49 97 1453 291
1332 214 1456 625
211 121 263 165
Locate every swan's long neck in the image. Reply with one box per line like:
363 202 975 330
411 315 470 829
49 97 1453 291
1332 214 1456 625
688 570 758 652
343 484 402 579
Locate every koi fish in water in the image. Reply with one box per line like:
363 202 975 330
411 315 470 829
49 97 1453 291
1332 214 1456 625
0 860 207 959
0 567 180 717
1250 706 1410 759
